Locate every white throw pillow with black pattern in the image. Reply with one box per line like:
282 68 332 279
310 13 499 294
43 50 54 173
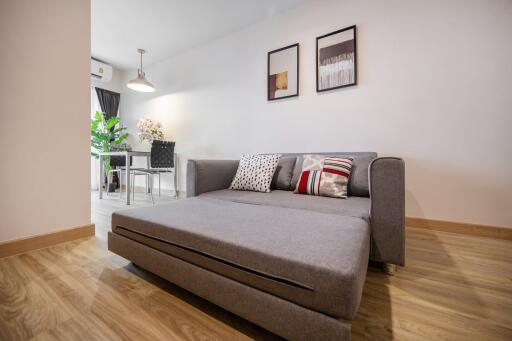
230 154 281 193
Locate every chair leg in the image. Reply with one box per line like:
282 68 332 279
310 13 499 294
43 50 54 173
173 169 178 199
120 171 124 198
158 173 161 197
150 174 154 204
132 174 135 201
121 171 128 197
146 173 150 193
115 170 122 199
106 171 111 197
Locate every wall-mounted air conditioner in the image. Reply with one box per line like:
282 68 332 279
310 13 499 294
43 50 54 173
91 59 113 82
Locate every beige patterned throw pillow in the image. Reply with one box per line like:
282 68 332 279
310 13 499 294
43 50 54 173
294 155 353 198
300 154 324 171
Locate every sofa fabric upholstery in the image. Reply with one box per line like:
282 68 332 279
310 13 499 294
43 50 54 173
369 157 406 265
109 232 352 341
111 197 370 319
186 159 239 197
187 154 405 267
199 189 370 221
186 152 378 198
270 155 297 190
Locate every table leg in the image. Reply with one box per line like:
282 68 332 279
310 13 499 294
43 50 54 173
174 169 178 199
146 156 150 193
126 152 131 205
173 154 178 199
99 154 103 199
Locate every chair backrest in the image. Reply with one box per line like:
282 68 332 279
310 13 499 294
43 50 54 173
151 140 175 168
109 144 132 167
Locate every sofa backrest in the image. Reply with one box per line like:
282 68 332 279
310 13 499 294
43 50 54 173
284 152 378 197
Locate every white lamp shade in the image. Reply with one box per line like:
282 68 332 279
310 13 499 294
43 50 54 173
127 73 155 92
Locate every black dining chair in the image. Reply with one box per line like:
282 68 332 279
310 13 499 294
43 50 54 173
131 140 177 203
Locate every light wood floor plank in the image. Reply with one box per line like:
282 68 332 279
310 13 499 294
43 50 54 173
0 192 510 340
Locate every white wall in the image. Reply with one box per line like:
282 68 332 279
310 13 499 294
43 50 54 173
0 0 91 242
120 0 512 228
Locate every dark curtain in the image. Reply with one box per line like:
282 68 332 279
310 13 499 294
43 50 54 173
95 88 120 119
95 88 121 191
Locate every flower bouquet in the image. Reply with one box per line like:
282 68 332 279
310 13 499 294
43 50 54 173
137 117 164 144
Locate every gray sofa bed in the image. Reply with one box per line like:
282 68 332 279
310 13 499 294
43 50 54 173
108 152 405 341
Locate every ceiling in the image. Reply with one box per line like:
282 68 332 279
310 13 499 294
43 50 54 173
92 0 306 70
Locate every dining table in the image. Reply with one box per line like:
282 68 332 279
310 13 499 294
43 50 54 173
98 150 151 205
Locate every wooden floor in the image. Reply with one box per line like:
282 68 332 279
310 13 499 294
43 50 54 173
0 192 511 340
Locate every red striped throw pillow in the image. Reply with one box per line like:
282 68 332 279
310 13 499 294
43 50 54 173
294 156 353 199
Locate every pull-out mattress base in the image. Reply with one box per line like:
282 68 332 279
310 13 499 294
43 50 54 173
108 232 352 341
110 197 369 319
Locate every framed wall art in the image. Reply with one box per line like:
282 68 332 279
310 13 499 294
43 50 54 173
316 25 357 92
267 43 299 100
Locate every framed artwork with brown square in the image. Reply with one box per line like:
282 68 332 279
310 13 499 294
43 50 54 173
316 25 357 92
267 43 299 101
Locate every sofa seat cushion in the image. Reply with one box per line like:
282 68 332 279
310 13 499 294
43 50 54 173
199 189 370 221
112 197 369 319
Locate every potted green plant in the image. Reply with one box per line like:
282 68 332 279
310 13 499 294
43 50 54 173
90 111 129 190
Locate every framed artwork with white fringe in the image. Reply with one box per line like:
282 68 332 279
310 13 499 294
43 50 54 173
316 25 357 92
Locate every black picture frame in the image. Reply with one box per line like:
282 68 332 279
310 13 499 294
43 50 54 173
316 25 357 92
267 43 299 101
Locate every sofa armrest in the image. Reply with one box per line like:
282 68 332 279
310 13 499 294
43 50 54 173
186 159 239 197
369 157 405 266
